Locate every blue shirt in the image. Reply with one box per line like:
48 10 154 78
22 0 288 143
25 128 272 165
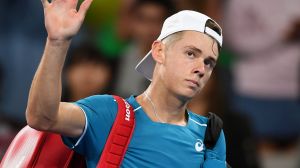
62 95 226 168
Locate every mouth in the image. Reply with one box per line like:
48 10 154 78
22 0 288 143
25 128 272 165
185 79 200 88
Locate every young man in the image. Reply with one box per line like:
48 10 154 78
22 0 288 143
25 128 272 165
26 0 226 167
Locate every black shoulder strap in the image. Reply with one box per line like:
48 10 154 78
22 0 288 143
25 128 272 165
203 113 232 168
204 112 223 149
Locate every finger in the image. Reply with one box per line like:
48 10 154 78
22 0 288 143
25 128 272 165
57 0 78 9
41 0 49 8
78 0 93 18
69 0 79 9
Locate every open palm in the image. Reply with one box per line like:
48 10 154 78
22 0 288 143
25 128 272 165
42 0 93 41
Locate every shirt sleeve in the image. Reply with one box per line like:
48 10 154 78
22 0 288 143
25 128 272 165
61 94 118 161
203 130 227 168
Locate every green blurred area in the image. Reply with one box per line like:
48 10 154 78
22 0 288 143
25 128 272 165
95 22 129 59
82 0 129 59
83 0 120 28
218 48 235 68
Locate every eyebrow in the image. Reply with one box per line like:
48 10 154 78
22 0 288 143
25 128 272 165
184 45 217 62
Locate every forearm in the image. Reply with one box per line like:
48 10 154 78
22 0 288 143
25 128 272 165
26 38 71 130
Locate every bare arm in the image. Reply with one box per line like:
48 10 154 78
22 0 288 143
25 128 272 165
26 0 93 137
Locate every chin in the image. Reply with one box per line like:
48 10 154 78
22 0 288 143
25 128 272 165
176 87 199 101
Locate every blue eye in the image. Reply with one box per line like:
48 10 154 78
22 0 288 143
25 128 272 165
186 51 195 58
204 58 216 69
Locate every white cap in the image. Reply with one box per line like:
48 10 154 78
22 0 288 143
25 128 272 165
135 10 223 81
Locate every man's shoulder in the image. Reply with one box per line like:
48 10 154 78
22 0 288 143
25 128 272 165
188 111 209 126
75 94 117 110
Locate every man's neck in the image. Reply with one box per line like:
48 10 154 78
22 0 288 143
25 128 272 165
136 83 188 126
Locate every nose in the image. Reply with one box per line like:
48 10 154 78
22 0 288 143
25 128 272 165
193 61 205 78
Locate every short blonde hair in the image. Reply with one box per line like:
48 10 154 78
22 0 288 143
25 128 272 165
161 31 184 50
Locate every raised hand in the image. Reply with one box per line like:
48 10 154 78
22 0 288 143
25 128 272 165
41 0 93 41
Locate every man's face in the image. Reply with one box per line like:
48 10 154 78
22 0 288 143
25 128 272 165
158 31 219 100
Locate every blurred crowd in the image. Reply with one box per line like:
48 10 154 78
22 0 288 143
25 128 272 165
0 0 299 168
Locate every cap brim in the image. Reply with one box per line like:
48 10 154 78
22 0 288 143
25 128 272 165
135 50 155 81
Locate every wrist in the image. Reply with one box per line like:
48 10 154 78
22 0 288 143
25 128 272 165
47 37 72 47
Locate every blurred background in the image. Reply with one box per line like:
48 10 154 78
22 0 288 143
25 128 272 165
0 0 299 167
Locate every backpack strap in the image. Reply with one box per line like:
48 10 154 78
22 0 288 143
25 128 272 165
97 95 135 168
204 113 232 168
204 112 223 149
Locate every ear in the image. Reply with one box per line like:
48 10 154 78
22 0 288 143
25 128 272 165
151 41 165 64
